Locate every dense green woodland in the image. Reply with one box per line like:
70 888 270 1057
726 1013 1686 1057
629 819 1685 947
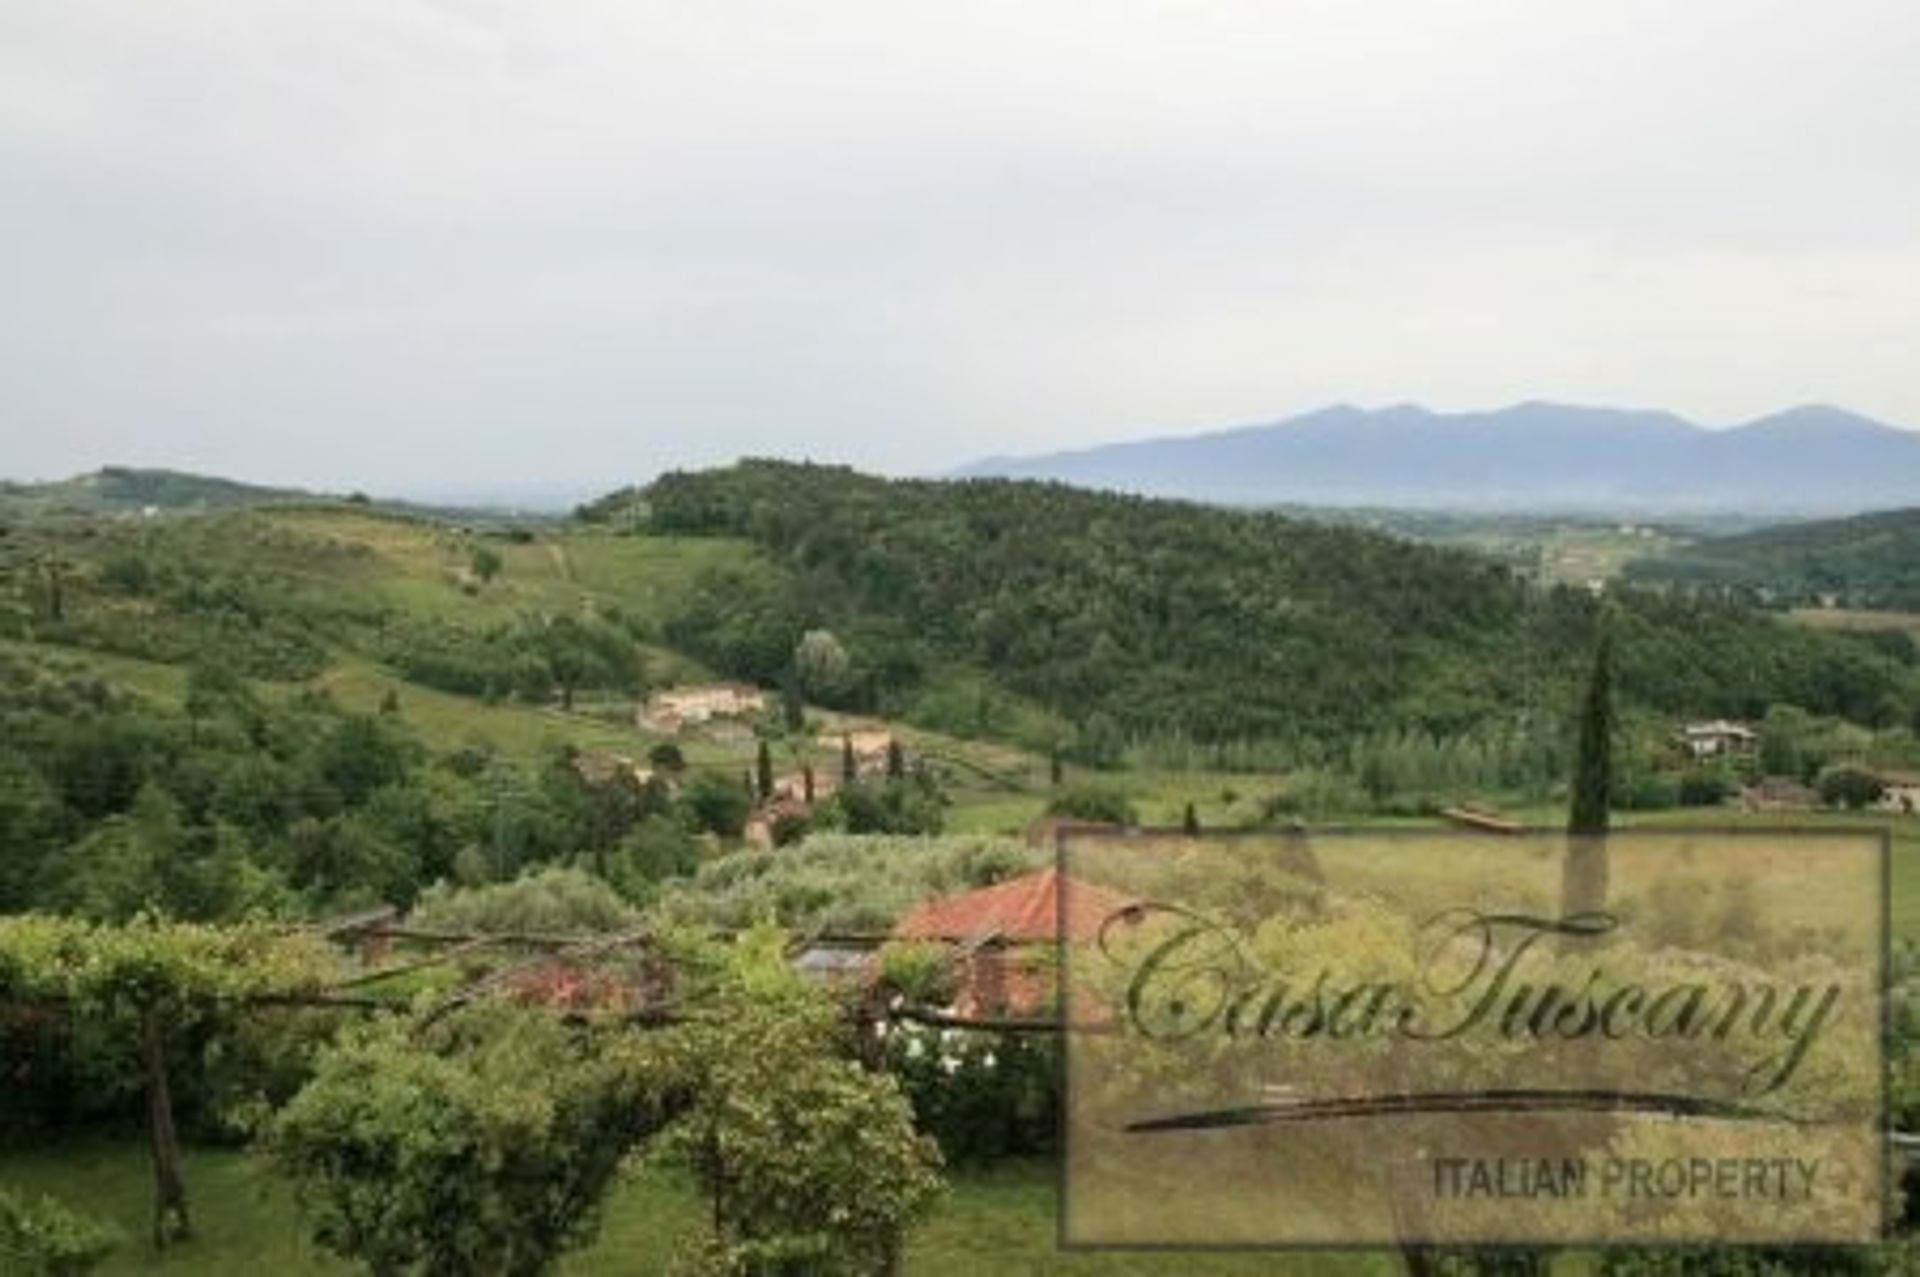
0 647 718 920
597 461 1920 746
1624 505 1920 611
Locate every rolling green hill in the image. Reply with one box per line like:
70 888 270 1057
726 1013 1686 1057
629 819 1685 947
1623 506 1920 611
0 466 319 518
595 460 1920 748
0 465 520 524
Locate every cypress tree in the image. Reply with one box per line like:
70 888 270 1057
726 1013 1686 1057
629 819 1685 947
756 739 774 802
780 668 804 731
885 737 905 781
1562 619 1615 922
1182 802 1200 835
841 734 857 786
1568 626 1614 836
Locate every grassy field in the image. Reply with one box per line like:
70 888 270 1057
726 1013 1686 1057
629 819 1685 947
0 1141 1390 1276
1790 607 1920 642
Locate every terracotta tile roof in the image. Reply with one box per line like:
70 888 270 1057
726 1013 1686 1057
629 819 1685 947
894 869 1139 944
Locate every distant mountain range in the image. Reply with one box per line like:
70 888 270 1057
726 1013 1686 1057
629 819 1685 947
954 402 1920 515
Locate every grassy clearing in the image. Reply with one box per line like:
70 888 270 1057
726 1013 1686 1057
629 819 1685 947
251 510 760 635
0 1141 1389 1275
0 638 188 702
1790 608 1920 641
310 657 651 764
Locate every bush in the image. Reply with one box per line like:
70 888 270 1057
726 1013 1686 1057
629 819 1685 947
0 1188 120 1276
819 778 945 835
883 1025 1059 1165
1677 770 1733 808
684 772 751 838
1045 784 1137 826
657 835 1041 934
873 940 956 1006
1819 764 1886 811
660 928 943 1274
410 866 640 935
273 1005 671 1276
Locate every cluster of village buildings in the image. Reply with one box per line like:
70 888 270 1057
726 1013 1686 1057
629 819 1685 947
1679 718 1920 813
565 683 911 848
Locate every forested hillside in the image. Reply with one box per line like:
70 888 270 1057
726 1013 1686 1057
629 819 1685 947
1624 506 1920 611
596 461 1920 747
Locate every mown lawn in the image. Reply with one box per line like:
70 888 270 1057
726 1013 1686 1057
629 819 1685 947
0 1141 1390 1275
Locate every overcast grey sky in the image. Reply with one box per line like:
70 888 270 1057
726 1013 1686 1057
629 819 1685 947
3 1 1917 496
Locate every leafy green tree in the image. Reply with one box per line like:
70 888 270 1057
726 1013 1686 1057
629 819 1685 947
793 629 852 702
1068 712 1126 770
0 916 338 1249
820 778 945 836
661 927 942 1275
470 545 503 585
1819 764 1886 811
684 772 751 838
605 815 701 899
46 784 184 921
311 715 414 809
274 1005 670 1277
0 752 62 911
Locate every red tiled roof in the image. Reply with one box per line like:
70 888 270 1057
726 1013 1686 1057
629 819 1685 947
894 869 1139 943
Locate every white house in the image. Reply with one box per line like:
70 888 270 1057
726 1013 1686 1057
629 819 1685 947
1678 720 1758 760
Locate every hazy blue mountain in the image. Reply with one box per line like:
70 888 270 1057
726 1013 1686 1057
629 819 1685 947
955 402 1920 515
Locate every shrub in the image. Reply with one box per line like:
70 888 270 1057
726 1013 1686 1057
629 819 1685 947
883 1025 1059 1165
1819 764 1886 811
274 1005 671 1277
0 1188 120 1276
1045 784 1137 826
873 940 956 1006
659 929 943 1274
410 866 640 935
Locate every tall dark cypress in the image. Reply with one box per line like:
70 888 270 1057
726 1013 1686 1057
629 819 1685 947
780 669 804 731
1567 626 1614 837
841 734 857 786
1562 619 1614 922
755 739 774 802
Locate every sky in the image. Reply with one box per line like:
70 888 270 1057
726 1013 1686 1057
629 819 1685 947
3 0 1918 499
